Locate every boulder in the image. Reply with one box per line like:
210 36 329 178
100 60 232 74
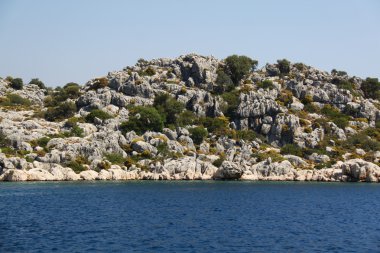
27 168 55 181
1 169 28 181
80 170 99 180
214 161 243 180
132 141 158 155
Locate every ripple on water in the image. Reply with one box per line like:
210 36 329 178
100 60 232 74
0 181 380 252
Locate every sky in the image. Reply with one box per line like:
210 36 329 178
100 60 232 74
0 0 379 87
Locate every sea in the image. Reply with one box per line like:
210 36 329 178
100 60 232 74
0 181 379 252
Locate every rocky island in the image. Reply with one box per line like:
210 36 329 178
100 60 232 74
1 54 380 182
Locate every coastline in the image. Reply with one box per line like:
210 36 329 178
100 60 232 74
1 157 379 183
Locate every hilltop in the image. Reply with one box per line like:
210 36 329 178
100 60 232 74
0 54 380 182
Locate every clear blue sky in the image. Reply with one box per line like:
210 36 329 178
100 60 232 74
0 0 379 87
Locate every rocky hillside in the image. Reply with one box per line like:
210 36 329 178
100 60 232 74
1 54 380 182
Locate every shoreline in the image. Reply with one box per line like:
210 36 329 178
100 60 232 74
1 157 379 183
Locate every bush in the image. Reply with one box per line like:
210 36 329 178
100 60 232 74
90 78 108 90
189 127 208 145
277 59 290 75
200 116 230 136
361 77 380 100
214 70 234 94
280 143 303 157
225 55 258 85
45 101 77 121
10 78 23 90
278 90 293 106
62 82 81 99
153 93 184 125
66 160 86 173
104 153 126 165
121 106 163 135
140 67 156 76
221 89 240 119
344 132 380 152
212 153 226 167
0 132 11 148
176 110 198 127
235 129 257 142
257 80 275 90
321 104 350 129
64 117 84 128
85 109 113 123
45 83 81 107
0 94 31 106
331 69 347 76
29 78 46 89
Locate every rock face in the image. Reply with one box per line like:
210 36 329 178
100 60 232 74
214 161 243 180
337 159 380 182
1 54 380 182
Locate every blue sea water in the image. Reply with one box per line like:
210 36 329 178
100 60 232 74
0 181 379 252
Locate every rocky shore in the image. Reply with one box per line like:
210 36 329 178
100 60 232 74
1 54 380 182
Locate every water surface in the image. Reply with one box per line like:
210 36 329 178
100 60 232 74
0 181 379 252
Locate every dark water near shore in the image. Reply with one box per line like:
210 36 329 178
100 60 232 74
0 181 380 252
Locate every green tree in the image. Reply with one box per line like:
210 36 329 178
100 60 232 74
361 77 380 100
45 101 77 121
29 78 46 89
277 59 290 75
120 106 163 134
214 70 234 94
10 78 23 90
153 93 184 125
85 109 113 123
225 55 258 85
189 127 208 145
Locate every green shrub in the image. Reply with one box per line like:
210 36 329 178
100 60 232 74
44 83 81 107
301 95 314 105
68 125 84 137
343 132 380 152
140 67 156 76
331 69 347 76
44 101 77 121
225 55 258 85
121 106 163 135
277 59 290 75
66 160 86 173
90 78 108 90
280 143 303 157
331 78 356 93
10 78 23 90
200 116 230 136
321 104 350 129
36 137 50 148
214 70 234 94
361 77 380 100
64 117 84 128
0 94 31 106
176 110 198 127
294 63 306 71
235 129 257 142
153 93 184 125
85 109 113 123
212 153 226 167
0 132 11 148
278 90 293 106
104 153 126 165
63 82 81 99
29 78 46 89
189 126 208 145
221 89 240 119
304 103 320 113
257 80 275 90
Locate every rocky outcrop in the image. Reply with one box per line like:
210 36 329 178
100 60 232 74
1 54 380 183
